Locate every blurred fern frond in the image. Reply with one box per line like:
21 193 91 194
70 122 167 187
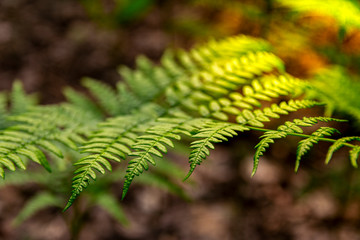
307 66 360 124
277 0 360 33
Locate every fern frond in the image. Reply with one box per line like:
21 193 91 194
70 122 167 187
236 99 322 127
0 105 95 177
122 117 203 199
66 103 165 209
116 83 141 115
82 78 121 116
307 67 360 124
10 81 38 115
253 117 345 176
0 81 38 130
66 115 145 210
186 121 249 180
193 35 271 60
64 87 103 119
51 34 359 207
216 75 307 120
119 38 281 113
253 130 288 177
295 127 339 171
325 136 360 167
166 51 285 115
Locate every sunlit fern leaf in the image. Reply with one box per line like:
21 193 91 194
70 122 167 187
186 121 249 180
166 52 285 116
277 0 360 32
325 136 360 165
308 67 360 124
236 99 322 127
195 35 272 60
122 117 204 199
295 127 339 171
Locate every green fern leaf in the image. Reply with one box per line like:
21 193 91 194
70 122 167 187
64 87 103 119
10 80 38 115
325 136 360 164
186 121 249 180
0 105 95 176
66 116 143 210
350 146 360 168
295 127 339 171
122 118 202 199
82 78 121 116
253 117 345 176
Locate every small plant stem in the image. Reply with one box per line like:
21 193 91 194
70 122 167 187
69 199 86 240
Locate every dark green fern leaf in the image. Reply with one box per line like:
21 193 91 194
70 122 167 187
325 136 360 165
186 121 249 180
66 103 165 209
295 127 339 171
253 117 346 176
122 117 204 199
350 146 360 168
66 116 145 210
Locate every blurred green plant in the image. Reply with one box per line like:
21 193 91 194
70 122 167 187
276 0 360 38
307 67 360 124
80 0 155 27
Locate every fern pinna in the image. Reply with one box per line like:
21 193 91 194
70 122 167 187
0 35 359 210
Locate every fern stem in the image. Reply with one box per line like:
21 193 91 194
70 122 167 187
247 126 356 148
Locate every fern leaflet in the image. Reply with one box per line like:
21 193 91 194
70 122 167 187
186 121 249 179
